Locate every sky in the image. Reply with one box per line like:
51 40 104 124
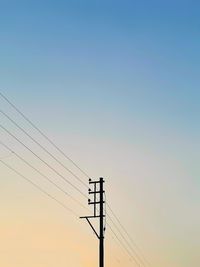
0 0 200 267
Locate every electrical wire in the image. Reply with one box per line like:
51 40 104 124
0 123 148 266
0 123 88 199
0 124 148 266
107 202 151 267
107 212 146 267
0 91 91 179
0 109 88 189
0 159 78 217
0 91 152 266
0 140 89 212
107 224 140 266
104 191 107 232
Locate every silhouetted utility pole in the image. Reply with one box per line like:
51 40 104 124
80 177 105 267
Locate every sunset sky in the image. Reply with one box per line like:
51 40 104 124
0 1 200 267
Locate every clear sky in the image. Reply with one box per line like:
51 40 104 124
0 1 199 267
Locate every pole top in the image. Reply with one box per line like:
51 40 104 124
89 177 105 184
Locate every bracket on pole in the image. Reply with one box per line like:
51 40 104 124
80 216 100 239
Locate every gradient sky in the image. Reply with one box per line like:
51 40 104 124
0 1 200 267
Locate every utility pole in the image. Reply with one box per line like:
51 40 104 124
80 177 105 267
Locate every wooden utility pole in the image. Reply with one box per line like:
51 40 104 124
80 177 105 267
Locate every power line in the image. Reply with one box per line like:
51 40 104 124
107 224 140 266
0 123 88 199
107 202 151 267
0 91 91 179
105 194 149 266
81 180 141 266
107 212 146 267
105 193 142 266
0 158 139 267
106 230 123 266
0 120 147 265
0 140 89 212
0 91 151 266
107 228 136 266
1 141 139 266
0 108 88 189
0 121 147 266
0 159 78 217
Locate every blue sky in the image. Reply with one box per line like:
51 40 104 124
1 0 200 131
1 0 199 168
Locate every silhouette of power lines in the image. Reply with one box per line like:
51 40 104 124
0 91 152 267
0 159 78 216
